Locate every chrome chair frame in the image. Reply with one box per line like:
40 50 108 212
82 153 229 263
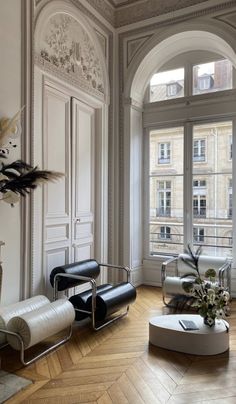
53 263 131 331
0 325 72 366
161 255 232 307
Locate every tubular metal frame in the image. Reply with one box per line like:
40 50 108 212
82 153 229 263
161 255 232 307
0 325 72 366
53 263 131 331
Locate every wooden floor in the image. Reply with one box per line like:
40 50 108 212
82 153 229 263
2 286 236 403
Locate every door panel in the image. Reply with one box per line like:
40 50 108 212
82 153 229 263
72 98 95 260
43 86 71 295
45 246 70 298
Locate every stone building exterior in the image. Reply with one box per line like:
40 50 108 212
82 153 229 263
149 121 232 257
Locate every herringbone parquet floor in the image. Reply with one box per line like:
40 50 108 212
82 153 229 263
2 286 236 403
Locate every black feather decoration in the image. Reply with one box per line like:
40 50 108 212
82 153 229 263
0 159 63 198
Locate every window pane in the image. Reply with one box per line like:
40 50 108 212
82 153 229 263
150 68 184 102
192 59 232 95
149 127 184 255
192 121 232 257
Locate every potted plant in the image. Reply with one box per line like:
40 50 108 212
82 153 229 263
181 245 230 327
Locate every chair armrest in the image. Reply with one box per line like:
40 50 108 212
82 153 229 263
161 256 178 285
53 273 97 301
218 260 231 293
99 263 131 282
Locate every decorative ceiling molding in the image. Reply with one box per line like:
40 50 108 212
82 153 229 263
82 0 115 25
107 0 145 8
35 0 236 28
115 0 224 27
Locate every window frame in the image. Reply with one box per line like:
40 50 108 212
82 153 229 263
158 142 171 164
193 138 206 162
143 92 236 260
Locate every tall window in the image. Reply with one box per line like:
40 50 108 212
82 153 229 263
229 179 232 218
193 195 206 217
229 135 232 160
159 226 171 240
193 227 205 243
146 57 234 258
149 127 183 255
158 142 170 164
193 179 207 217
157 181 171 216
193 139 206 161
148 122 232 256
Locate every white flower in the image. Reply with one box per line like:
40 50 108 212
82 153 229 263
222 291 230 302
216 309 224 318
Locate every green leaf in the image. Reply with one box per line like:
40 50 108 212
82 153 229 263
205 268 216 279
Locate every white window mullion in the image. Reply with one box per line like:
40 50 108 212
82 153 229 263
144 128 151 259
184 122 193 251
232 118 236 267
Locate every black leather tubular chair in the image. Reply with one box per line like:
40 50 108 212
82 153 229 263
50 259 136 331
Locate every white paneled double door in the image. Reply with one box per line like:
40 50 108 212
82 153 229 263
43 85 95 296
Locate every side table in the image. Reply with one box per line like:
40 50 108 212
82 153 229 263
149 314 229 355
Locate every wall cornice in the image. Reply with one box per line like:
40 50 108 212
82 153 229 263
36 0 236 28
115 0 236 28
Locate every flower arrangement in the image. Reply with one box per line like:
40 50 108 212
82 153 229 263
182 245 230 326
0 108 63 206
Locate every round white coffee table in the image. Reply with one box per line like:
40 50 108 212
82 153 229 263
149 314 229 355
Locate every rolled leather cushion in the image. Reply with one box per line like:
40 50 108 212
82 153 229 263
86 282 136 322
50 259 100 291
0 295 50 345
177 254 229 274
7 298 75 350
69 284 113 321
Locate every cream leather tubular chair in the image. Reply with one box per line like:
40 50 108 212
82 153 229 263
161 253 231 307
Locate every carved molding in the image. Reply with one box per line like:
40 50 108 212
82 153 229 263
36 13 105 96
116 0 236 27
123 96 143 110
214 10 236 30
95 29 108 58
78 0 115 25
34 0 236 28
127 34 152 67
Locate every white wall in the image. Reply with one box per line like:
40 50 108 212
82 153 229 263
0 0 21 304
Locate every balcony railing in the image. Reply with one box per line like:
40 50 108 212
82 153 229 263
150 231 233 254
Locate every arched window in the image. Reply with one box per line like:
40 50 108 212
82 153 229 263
145 53 235 258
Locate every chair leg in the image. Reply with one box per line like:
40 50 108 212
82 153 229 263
0 326 72 366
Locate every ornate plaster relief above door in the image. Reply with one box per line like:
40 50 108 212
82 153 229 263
34 2 109 102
